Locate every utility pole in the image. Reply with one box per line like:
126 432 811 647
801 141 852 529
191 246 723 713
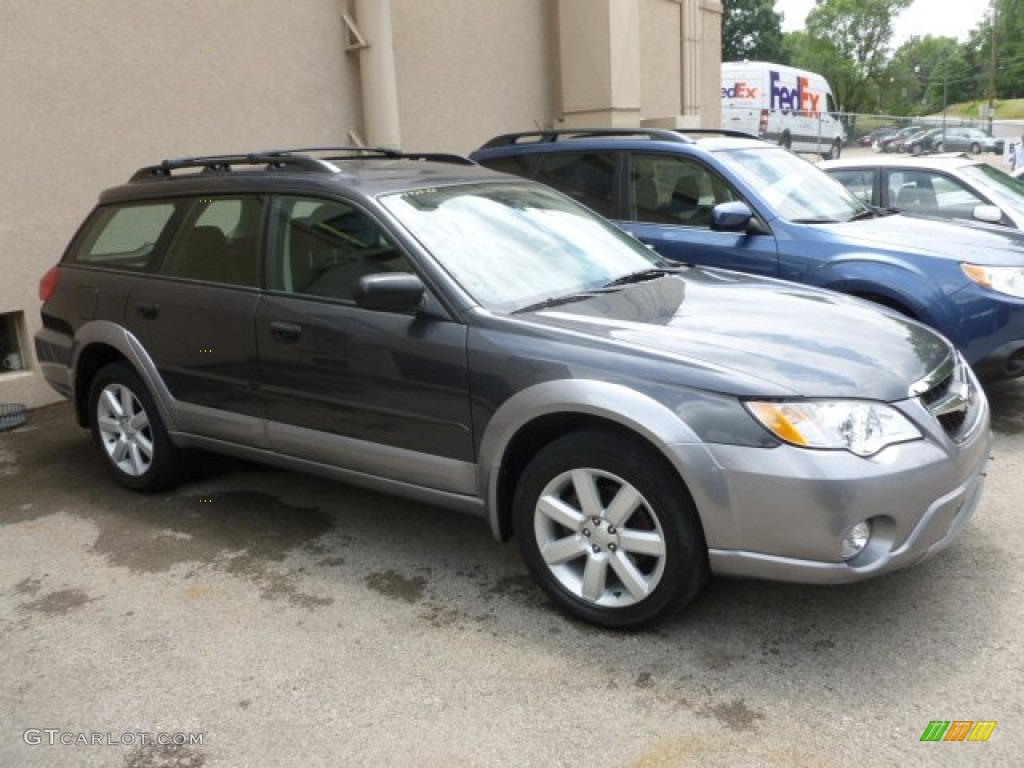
987 0 998 134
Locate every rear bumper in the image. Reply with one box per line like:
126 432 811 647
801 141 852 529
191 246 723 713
34 327 74 399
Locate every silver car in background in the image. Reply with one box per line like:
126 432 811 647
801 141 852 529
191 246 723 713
822 154 1024 229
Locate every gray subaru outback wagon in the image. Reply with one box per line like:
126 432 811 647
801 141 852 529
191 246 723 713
35 148 992 628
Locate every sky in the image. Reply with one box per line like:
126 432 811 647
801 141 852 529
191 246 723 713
775 0 992 45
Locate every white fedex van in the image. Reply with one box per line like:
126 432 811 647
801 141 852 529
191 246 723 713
721 61 845 159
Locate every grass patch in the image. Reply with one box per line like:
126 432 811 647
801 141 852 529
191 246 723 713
945 98 1024 120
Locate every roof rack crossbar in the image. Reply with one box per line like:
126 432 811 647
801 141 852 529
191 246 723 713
478 129 691 149
478 127 762 150
130 147 474 181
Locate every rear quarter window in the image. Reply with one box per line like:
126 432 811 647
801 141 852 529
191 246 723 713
69 202 177 270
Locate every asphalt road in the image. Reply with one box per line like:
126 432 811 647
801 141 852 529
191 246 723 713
1 384 1022 767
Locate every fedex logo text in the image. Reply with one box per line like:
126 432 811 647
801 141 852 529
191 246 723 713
769 70 821 117
722 82 757 99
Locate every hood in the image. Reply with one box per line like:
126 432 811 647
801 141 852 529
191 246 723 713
822 214 1024 266
522 269 951 400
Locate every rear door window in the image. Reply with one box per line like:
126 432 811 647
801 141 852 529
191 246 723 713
160 197 265 287
70 203 178 270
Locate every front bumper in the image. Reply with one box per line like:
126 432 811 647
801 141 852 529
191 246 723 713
672 389 993 585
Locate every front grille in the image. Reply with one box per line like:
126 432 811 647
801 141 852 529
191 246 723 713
915 356 975 442
937 409 968 435
918 372 952 407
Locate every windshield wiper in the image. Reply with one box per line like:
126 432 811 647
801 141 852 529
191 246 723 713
512 292 601 314
603 267 673 287
847 208 877 222
790 217 840 224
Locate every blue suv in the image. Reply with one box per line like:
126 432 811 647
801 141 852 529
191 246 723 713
471 129 1024 381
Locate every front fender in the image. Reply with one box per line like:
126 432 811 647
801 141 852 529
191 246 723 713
477 379 720 541
814 256 956 332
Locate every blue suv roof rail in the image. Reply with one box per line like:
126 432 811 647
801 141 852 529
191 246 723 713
478 128 759 150
130 148 474 181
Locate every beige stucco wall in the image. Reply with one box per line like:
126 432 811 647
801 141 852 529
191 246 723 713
390 0 558 152
640 0 684 122
0 0 360 407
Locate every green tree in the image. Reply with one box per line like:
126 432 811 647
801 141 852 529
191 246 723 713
722 0 788 63
965 0 1024 101
791 0 913 113
886 36 975 116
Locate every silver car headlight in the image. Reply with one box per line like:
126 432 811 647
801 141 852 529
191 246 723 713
745 400 922 457
962 264 1024 298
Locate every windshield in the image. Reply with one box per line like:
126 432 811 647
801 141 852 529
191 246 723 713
715 147 868 223
381 182 661 312
959 163 1024 213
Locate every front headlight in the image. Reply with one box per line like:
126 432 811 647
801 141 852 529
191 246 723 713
745 400 922 457
962 264 1024 298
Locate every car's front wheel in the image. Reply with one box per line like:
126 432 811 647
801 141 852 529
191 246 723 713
88 361 181 491
971 142 981 155
823 139 842 160
513 429 707 629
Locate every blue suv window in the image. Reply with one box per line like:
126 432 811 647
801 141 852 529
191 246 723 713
534 152 616 217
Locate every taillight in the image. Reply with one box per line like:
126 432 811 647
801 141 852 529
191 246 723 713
758 109 769 137
39 265 59 302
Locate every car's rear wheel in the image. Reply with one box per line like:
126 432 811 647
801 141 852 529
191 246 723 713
971 142 981 155
513 429 707 629
88 361 181 491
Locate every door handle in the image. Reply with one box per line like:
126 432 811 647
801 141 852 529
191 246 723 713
269 321 302 342
135 302 160 319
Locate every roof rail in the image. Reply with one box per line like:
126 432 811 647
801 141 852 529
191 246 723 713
130 147 474 181
477 127 761 150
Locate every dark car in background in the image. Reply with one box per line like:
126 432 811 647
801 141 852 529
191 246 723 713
34 147 992 629
900 127 943 155
876 125 923 152
471 128 1024 380
857 126 901 147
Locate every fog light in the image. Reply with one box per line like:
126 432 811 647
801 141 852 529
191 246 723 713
841 521 871 561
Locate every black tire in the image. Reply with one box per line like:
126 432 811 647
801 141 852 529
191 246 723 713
935 141 944 153
513 429 707 629
779 132 792 151
88 361 181 492
822 139 841 161
911 144 922 156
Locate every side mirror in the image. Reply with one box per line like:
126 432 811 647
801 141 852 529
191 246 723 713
972 204 1004 225
711 201 756 233
354 273 424 312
